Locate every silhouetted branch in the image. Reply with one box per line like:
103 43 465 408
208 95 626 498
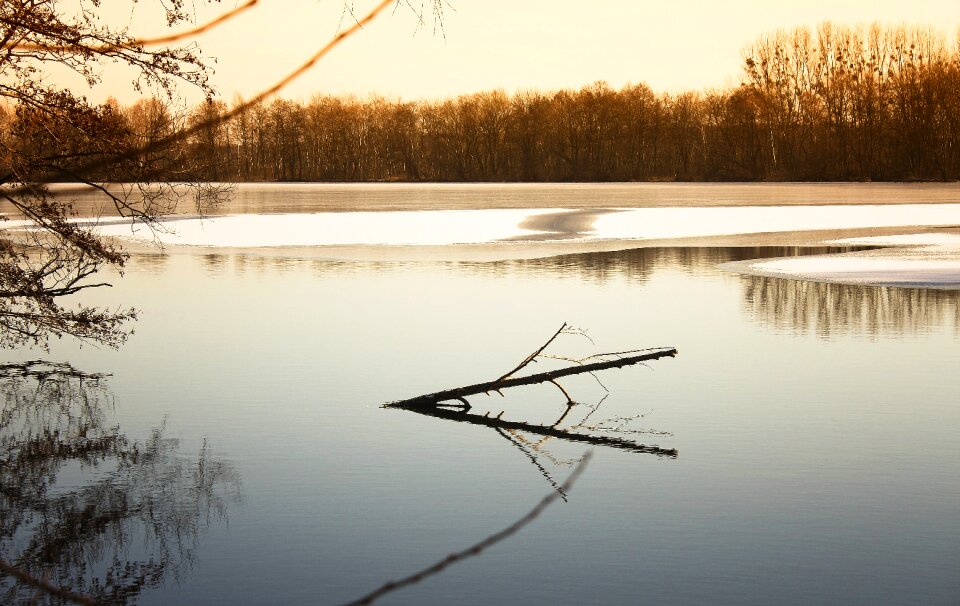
387 347 678 409
548 379 574 405
10 0 259 52
341 451 593 606
387 326 678 456
15 0 395 201
496 322 568 381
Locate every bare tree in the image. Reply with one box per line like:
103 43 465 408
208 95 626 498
0 1 238 348
0 0 446 349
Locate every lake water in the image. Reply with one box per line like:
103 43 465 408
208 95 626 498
2 184 959 605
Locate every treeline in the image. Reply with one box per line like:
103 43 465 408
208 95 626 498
4 22 960 182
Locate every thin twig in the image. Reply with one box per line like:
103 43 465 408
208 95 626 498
7 0 395 200
547 379 574 404
496 322 567 381
11 1 260 52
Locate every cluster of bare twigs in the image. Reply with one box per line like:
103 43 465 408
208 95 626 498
0 1 423 349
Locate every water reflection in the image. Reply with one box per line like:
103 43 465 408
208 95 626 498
226 253 394 277
391 395 675 499
471 246 959 336
742 275 960 337
127 252 169 275
127 245 959 339
201 252 229 272
0 361 241 605
394 402 674 456
472 246 861 284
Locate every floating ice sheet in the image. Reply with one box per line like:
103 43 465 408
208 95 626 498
89 209 564 247
826 233 960 247
741 231 960 287
591 204 960 241
6 204 960 286
73 203 960 248
748 255 960 285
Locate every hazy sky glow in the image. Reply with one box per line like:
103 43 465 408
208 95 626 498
79 0 960 104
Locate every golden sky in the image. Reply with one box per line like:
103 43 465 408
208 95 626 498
84 0 960 104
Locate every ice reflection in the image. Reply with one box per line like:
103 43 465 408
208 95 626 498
741 275 960 337
0 361 241 605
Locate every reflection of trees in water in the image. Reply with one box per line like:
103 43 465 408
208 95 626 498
185 252 397 277
468 245 958 337
742 276 960 337
0 361 241 605
472 246 857 284
127 253 169 275
137 246 873 292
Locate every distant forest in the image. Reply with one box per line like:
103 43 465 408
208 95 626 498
6 22 960 182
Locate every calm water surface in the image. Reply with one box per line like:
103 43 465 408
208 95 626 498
38 181 960 215
2 185 959 605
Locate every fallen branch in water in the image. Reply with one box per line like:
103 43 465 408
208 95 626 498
362 327 676 603
385 324 678 459
386 332 677 410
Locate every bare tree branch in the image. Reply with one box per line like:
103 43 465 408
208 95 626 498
13 0 396 202
496 322 567 381
8 0 260 52
388 346 678 410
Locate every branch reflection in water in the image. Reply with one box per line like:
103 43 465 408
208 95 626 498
389 392 675 503
0 361 241 605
